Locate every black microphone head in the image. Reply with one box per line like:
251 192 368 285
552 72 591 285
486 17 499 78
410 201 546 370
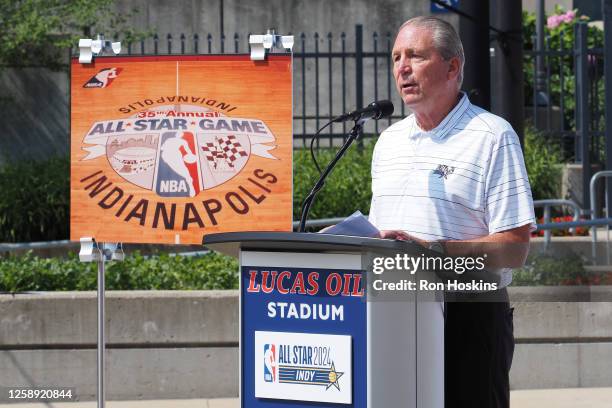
372 100 394 119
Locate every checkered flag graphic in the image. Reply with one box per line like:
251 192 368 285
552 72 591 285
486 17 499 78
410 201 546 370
218 135 248 166
200 135 247 170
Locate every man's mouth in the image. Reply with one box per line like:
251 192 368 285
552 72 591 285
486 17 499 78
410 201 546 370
401 82 417 92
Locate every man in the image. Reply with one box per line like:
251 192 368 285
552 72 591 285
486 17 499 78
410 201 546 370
368 16 535 408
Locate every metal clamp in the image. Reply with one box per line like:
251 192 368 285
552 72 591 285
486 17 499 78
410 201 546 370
79 238 124 262
79 34 121 64
79 237 101 262
249 29 294 61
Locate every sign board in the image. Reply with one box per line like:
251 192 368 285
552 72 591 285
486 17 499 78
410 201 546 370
70 55 293 244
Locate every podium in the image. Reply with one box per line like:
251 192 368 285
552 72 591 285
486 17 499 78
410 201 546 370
204 232 444 408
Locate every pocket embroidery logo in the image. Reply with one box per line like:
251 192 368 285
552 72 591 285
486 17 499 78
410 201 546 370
433 164 455 179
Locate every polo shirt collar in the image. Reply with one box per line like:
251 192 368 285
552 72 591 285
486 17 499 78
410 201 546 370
412 92 470 140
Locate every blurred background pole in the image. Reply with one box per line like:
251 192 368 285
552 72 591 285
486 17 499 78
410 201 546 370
603 0 612 216
535 0 549 106
459 0 490 110
491 0 525 145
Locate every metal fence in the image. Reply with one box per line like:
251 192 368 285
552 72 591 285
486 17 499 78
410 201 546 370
524 22 606 208
118 25 405 147
117 23 605 154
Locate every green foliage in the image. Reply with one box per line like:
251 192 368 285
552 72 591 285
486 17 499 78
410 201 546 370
523 125 562 200
0 251 238 293
511 250 587 286
523 6 604 129
293 142 374 220
0 156 69 242
0 0 148 70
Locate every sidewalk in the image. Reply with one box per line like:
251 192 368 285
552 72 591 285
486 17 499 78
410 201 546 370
510 387 612 408
2 388 612 408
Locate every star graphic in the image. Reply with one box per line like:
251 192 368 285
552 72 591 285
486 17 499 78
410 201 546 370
325 362 344 391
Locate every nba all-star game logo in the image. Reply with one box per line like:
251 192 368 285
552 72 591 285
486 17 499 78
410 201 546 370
80 104 277 197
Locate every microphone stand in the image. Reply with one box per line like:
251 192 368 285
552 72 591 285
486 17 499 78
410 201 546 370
298 119 365 232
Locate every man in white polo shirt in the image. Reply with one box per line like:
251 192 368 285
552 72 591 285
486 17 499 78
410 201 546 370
369 16 535 408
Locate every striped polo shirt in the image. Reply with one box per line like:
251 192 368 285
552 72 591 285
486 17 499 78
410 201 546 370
369 93 536 242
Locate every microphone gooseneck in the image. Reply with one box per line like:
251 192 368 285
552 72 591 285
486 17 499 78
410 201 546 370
298 100 395 232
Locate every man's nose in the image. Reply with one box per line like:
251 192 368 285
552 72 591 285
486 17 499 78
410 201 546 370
396 57 412 75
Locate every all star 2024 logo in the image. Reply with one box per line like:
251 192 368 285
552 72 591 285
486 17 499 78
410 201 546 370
264 343 344 391
255 331 352 404
77 102 280 234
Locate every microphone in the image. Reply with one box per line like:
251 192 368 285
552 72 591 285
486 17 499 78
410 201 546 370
332 100 394 123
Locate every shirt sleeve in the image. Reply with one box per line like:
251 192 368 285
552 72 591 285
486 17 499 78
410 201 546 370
368 142 380 227
485 130 536 234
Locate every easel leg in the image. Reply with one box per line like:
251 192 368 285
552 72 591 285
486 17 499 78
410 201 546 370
97 246 105 408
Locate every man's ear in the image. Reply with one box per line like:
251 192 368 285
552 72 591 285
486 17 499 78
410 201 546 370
447 56 461 81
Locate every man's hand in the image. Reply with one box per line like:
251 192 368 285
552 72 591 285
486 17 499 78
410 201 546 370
318 225 334 233
379 230 427 247
379 224 531 268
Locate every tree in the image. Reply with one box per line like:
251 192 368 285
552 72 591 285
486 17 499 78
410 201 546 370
0 0 145 70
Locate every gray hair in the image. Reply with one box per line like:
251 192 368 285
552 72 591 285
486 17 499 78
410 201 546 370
399 16 465 88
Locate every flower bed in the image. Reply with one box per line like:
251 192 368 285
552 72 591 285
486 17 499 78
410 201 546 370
531 216 590 237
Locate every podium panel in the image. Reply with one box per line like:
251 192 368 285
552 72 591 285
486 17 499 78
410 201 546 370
204 232 444 408
241 251 366 407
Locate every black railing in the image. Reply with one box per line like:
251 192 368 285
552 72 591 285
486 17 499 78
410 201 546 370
523 22 606 208
523 23 605 167
116 23 604 159
119 25 405 147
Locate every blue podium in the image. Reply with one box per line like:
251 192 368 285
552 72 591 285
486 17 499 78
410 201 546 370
203 232 444 407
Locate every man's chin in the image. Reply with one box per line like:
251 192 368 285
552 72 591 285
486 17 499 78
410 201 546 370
402 95 423 108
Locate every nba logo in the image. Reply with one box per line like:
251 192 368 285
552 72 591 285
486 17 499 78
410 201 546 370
155 131 201 197
263 344 276 382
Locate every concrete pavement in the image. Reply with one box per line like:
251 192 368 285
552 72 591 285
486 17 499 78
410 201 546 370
2 388 612 408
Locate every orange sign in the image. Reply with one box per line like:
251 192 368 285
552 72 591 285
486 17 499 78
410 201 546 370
70 55 293 244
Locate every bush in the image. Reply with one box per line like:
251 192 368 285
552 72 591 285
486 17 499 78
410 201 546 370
523 125 563 200
293 141 374 220
511 250 589 286
0 156 69 242
0 251 238 293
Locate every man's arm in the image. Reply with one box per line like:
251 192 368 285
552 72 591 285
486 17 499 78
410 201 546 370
380 223 531 268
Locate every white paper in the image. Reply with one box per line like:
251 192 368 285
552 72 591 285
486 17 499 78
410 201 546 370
323 210 380 238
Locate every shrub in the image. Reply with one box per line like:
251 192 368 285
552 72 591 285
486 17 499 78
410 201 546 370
0 156 69 242
0 251 238 293
523 125 563 200
293 141 375 220
511 250 588 286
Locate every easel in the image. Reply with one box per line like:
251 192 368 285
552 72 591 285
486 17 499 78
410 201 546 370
77 34 123 408
75 30 293 408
